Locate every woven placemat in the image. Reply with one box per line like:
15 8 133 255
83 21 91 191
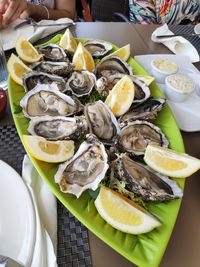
0 125 92 267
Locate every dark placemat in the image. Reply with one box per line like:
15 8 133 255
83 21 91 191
0 125 92 267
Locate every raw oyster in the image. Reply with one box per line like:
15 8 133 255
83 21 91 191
84 100 120 145
55 134 109 198
111 154 183 201
38 44 69 62
20 84 83 118
66 70 96 97
131 76 150 104
31 61 74 77
23 71 67 92
118 120 169 156
28 115 88 141
95 56 133 79
84 40 112 57
119 98 166 124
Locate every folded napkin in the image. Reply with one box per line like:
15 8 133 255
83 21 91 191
151 23 199 63
1 17 73 51
22 155 57 267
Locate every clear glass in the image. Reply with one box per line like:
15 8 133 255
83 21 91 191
0 37 8 90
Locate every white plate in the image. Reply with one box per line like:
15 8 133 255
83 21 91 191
0 160 36 266
135 54 200 132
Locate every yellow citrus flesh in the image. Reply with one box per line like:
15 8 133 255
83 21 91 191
108 44 130 61
95 186 161 235
133 75 155 86
144 144 200 178
15 35 43 63
105 75 135 116
59 28 77 52
23 135 74 163
7 54 31 85
72 42 95 72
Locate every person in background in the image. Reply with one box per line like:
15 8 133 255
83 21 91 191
129 0 200 25
0 0 75 27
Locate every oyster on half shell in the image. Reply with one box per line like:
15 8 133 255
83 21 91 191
111 154 183 201
38 44 69 62
84 40 112 57
55 134 109 198
28 115 88 141
20 84 83 118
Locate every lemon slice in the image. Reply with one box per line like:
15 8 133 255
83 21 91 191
144 144 200 178
105 75 135 116
72 42 95 72
23 135 74 163
15 35 43 63
133 75 155 86
7 54 31 85
108 44 130 61
59 28 77 52
95 186 161 235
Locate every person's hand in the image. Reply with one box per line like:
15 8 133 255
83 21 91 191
2 0 28 25
0 0 8 27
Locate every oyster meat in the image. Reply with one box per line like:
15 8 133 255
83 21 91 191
119 98 166 123
131 76 150 104
112 154 183 201
84 100 120 145
23 71 67 92
31 61 74 77
118 120 169 156
55 134 109 198
66 70 96 97
84 40 112 57
20 84 83 118
28 115 88 141
38 44 69 62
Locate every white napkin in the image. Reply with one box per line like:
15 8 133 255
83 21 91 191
151 23 199 63
1 17 73 51
22 155 57 267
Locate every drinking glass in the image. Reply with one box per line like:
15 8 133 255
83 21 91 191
0 37 8 90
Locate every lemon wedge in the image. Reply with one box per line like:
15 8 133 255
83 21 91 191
59 28 77 52
15 35 43 63
95 186 161 235
72 42 95 72
108 44 130 61
7 54 31 85
144 144 200 178
105 75 135 116
23 135 74 163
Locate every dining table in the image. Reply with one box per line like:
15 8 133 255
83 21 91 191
1 22 200 267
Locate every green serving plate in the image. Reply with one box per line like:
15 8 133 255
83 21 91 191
8 35 185 267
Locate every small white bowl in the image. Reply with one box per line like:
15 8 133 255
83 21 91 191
165 73 195 102
194 23 200 34
151 58 178 83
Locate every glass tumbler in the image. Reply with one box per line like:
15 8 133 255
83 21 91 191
0 37 8 90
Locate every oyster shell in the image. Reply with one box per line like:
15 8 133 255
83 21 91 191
119 98 166 124
38 44 69 62
20 84 83 118
28 115 88 141
66 70 96 97
95 56 133 80
84 100 120 145
118 120 169 156
84 40 112 57
54 134 109 198
31 61 74 77
131 76 150 104
112 154 183 201
23 71 67 92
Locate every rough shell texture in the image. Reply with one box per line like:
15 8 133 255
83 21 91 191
38 44 69 62
84 40 113 57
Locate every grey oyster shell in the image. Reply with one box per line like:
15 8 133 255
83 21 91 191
28 115 88 141
38 44 69 62
31 61 74 77
84 40 112 57
112 154 183 201
95 56 133 80
118 120 169 156
55 134 109 198
84 100 120 145
119 98 166 124
23 71 67 92
66 70 96 97
131 76 150 104
20 84 83 119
